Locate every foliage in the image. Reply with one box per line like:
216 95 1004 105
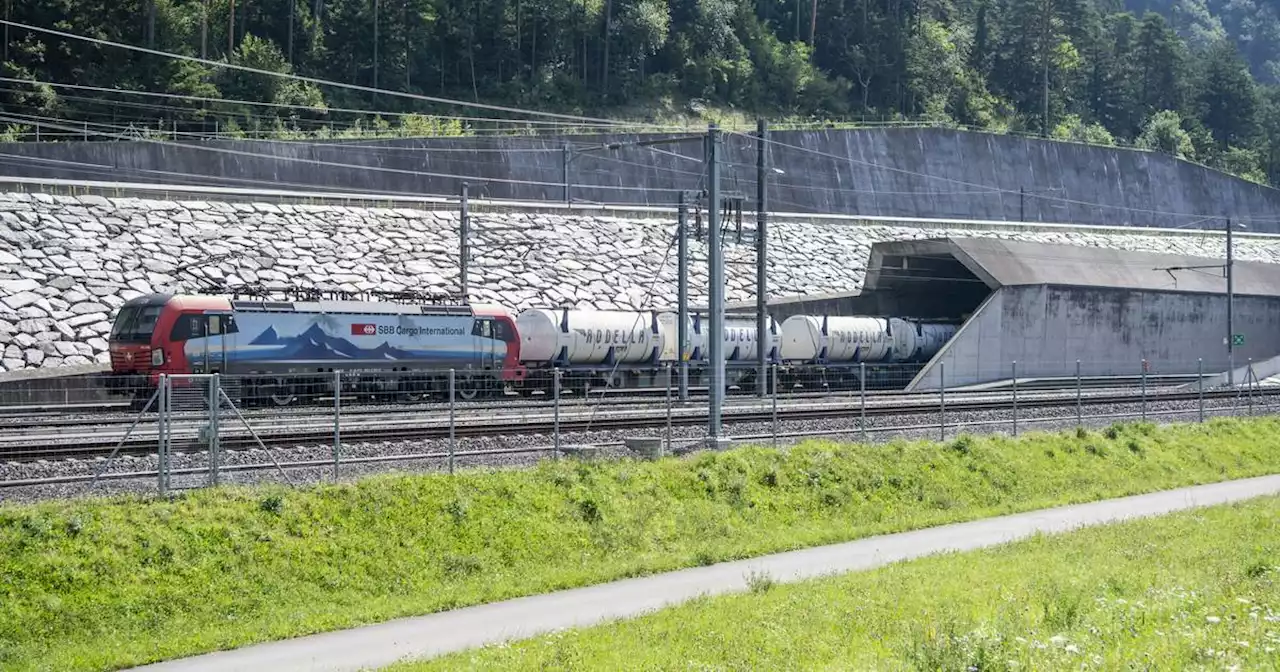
1053 113 1116 145
403 494 1280 670
1136 109 1196 158
3 417 1280 670
3 0 1280 183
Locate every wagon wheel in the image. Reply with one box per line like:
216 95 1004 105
265 378 297 407
455 373 480 401
397 376 429 403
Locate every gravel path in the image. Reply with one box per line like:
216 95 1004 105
1 394 1271 503
125 474 1280 672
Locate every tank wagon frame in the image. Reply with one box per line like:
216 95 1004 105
775 315 959 391
105 289 958 406
517 308 783 395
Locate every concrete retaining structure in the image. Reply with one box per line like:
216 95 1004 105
913 287 1280 390
3 190 1280 375
2 127 1279 229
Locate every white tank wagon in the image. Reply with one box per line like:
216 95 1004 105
655 311 782 389
778 314 959 390
660 313 781 362
515 308 665 392
780 316 918 364
914 322 959 361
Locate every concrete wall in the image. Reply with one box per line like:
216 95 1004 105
725 287 984 321
2 127 1277 230
911 285 1280 389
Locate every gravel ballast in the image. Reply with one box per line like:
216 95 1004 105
0 394 1268 503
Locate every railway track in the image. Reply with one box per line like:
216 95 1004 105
0 382 1199 434
0 373 1204 420
2 385 1271 462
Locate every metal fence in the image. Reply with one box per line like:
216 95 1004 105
0 358 1274 499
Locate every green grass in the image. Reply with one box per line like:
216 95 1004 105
3 417 1280 671
401 495 1280 671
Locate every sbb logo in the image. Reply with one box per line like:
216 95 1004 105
351 323 377 336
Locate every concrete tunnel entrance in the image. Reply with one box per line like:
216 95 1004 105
901 237 1280 392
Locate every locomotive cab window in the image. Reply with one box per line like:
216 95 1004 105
472 319 494 338
170 313 240 341
207 314 239 335
110 305 163 344
170 315 207 341
494 319 515 342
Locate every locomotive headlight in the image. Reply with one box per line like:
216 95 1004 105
151 348 164 366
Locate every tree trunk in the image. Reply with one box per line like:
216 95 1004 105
1041 0 1051 136
228 0 236 58
809 0 817 46
603 0 611 97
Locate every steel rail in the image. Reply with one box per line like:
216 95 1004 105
0 396 1257 491
0 383 1216 442
0 382 1208 431
0 386 1270 462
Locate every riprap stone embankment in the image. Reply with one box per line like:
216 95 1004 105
0 192 1271 372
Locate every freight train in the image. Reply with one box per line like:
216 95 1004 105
106 291 958 406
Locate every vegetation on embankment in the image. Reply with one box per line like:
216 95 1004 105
10 1 1280 185
407 494 1280 670
2 417 1280 671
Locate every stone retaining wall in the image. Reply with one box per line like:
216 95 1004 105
0 192 1273 373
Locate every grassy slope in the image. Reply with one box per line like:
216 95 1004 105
405 496 1280 671
2 417 1280 671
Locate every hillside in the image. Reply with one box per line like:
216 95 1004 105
1126 0 1280 81
1 0 1278 186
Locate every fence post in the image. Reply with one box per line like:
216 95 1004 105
771 364 779 450
1141 359 1147 423
665 364 673 456
1248 359 1255 416
563 144 572 204
157 374 169 496
448 369 456 475
1198 358 1204 423
1011 360 1018 437
859 361 867 444
209 373 221 487
939 361 946 441
333 370 342 480
553 368 561 459
1075 359 1082 428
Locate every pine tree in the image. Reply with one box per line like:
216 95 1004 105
1197 38 1260 149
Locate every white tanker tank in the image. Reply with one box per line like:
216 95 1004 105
779 315 919 364
914 322 958 361
657 312 780 363
516 308 660 366
723 314 780 361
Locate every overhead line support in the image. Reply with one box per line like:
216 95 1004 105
756 119 769 398
706 123 724 445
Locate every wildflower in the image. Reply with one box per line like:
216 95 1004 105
1065 644 1080 654
1207 616 1222 624
1237 641 1250 648
1050 635 1067 645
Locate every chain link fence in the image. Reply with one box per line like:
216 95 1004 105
0 359 1274 499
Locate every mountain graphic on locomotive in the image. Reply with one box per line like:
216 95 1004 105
106 289 958 406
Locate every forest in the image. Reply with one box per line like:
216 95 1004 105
2 0 1279 185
